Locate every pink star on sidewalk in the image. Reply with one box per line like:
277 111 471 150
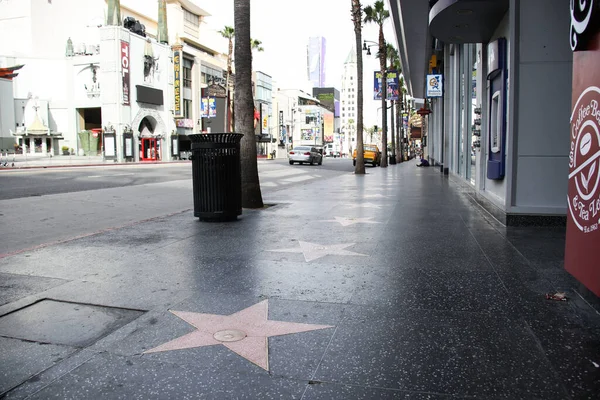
144 300 334 371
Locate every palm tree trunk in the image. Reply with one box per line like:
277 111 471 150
379 27 387 168
234 0 263 208
396 99 402 163
390 100 395 164
352 0 365 174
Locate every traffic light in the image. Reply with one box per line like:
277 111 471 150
374 125 378 132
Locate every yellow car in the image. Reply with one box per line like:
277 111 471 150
352 144 381 167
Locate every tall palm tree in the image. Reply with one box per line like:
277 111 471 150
234 0 263 208
230 38 263 134
351 0 365 174
385 43 398 165
387 46 403 163
364 1 389 167
219 25 235 132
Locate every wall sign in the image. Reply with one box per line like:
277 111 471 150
570 0 599 51
426 74 443 98
173 49 182 118
566 3 600 296
121 41 130 105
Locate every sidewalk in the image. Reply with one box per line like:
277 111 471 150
0 154 189 170
0 164 598 399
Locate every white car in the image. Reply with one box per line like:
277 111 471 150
288 146 323 165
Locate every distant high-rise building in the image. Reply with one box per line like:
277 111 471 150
307 37 326 88
340 47 357 155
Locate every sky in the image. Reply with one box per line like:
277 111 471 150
204 0 396 127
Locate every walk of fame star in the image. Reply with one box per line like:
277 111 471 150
344 202 384 209
324 216 382 226
268 241 368 262
363 194 389 198
144 300 333 371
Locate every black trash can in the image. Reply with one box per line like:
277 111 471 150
189 133 244 221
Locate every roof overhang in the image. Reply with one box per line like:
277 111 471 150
387 0 431 99
173 0 210 17
429 0 508 44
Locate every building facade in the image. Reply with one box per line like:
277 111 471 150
390 0 572 225
0 0 229 161
340 48 358 156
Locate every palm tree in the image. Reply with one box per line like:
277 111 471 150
234 0 263 208
364 1 389 168
387 45 403 163
397 77 405 163
218 25 235 132
351 0 365 174
385 43 398 165
251 39 264 52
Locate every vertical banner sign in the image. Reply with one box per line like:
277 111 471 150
173 50 182 118
374 71 400 100
261 103 269 135
566 1 600 296
279 110 284 142
120 41 130 105
208 97 217 118
200 97 208 118
386 70 400 100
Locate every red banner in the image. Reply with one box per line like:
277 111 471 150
121 41 130 105
566 3 600 296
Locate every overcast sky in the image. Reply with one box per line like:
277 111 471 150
205 0 396 127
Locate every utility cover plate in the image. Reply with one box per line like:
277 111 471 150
0 299 144 347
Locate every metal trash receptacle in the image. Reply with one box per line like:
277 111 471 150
190 133 244 221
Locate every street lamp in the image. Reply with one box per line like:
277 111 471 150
363 40 377 56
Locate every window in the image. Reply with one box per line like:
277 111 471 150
183 99 193 119
183 58 193 88
183 66 192 88
184 8 199 26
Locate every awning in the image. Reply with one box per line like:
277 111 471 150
429 0 509 44
387 0 431 99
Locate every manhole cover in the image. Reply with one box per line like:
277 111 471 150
213 329 246 342
0 299 144 347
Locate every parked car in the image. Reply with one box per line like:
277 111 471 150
352 144 381 166
288 146 323 165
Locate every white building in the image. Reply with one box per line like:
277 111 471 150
0 0 229 161
275 89 331 151
340 48 357 156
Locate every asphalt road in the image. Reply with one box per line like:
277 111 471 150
0 158 355 200
0 158 355 256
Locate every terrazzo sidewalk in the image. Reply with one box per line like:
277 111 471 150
1 164 599 399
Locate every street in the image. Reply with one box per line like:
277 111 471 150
0 158 354 256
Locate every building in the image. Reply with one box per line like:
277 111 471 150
0 0 229 161
312 87 341 152
389 0 572 224
253 71 274 157
340 48 358 156
276 89 331 150
307 37 326 88
388 0 600 296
